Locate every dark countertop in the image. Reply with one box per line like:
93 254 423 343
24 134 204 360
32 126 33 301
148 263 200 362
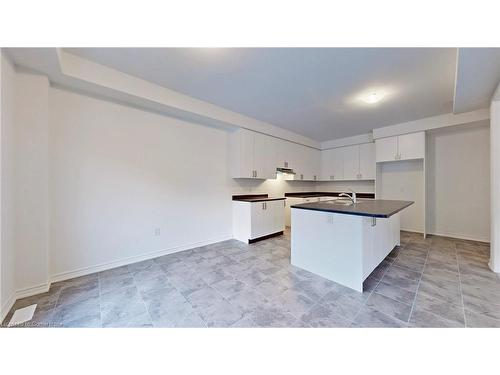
285 191 375 199
291 199 413 218
232 194 286 203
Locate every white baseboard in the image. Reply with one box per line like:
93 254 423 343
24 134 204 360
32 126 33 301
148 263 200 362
50 234 233 283
426 230 489 244
2 234 232 319
1 294 16 323
401 228 490 244
16 283 51 300
1 284 51 322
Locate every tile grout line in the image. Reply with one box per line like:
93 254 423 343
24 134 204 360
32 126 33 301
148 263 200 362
349 244 403 326
97 274 103 328
405 238 430 325
135 263 206 328
129 270 158 328
455 242 467 328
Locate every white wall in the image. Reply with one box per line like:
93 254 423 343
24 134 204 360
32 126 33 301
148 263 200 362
50 87 238 279
1 52 16 319
14 71 50 294
0 56 51 320
314 180 375 194
49 87 321 280
490 99 500 271
427 121 490 242
377 160 425 233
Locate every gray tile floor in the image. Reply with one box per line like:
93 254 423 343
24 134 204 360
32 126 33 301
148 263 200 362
3 229 500 327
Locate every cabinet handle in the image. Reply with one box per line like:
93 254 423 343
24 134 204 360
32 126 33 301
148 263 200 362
255 170 258 178
284 200 286 207
300 174 303 180
314 175 317 180
284 161 288 168
265 202 267 210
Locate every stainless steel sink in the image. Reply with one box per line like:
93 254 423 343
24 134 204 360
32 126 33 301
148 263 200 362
323 200 353 206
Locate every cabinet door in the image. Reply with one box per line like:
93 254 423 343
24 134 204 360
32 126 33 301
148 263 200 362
375 136 397 162
292 144 307 180
331 148 344 180
275 138 292 169
250 202 266 238
253 132 276 179
320 149 334 181
302 147 312 180
398 132 425 160
268 200 285 233
359 143 375 180
286 198 304 227
237 129 255 178
302 147 318 181
342 145 359 180
310 148 320 181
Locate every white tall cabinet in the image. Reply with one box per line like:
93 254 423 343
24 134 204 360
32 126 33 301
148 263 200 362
375 131 426 237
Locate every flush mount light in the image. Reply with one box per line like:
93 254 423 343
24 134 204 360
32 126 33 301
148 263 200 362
363 91 386 104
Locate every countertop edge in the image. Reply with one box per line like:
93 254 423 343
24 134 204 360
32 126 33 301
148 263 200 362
234 197 286 202
290 200 414 218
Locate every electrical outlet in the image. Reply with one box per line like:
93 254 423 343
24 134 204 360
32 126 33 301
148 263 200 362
154 228 160 236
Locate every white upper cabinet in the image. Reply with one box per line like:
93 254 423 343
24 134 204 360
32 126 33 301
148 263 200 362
375 136 398 163
230 129 276 179
292 144 307 180
275 138 295 169
375 132 425 162
321 147 344 181
321 143 374 181
233 129 255 178
253 132 277 179
291 144 320 181
229 128 320 181
397 132 425 160
342 145 359 180
320 149 333 181
309 147 320 181
359 142 375 180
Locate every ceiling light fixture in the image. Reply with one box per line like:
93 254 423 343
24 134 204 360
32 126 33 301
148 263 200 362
362 91 385 104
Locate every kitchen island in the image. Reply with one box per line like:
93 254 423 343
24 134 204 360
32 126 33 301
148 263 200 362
291 199 413 292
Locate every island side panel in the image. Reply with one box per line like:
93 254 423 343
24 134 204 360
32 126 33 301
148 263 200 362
291 208 364 292
362 213 401 280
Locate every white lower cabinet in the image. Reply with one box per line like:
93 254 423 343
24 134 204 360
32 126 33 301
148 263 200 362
233 200 285 243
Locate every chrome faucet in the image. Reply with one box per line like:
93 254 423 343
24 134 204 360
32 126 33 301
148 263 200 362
339 189 357 204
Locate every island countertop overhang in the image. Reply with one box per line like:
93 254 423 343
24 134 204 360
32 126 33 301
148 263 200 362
291 199 414 218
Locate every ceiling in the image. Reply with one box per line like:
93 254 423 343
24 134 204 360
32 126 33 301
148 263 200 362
453 48 500 113
66 48 458 141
